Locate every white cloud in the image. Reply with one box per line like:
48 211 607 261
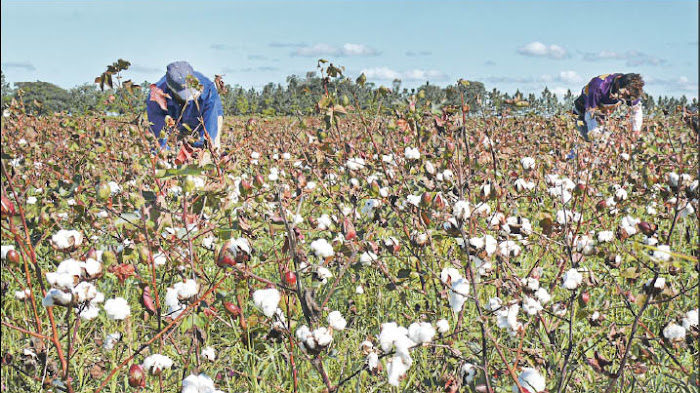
517 42 568 59
2 61 36 71
558 70 582 84
361 67 448 82
582 50 666 66
292 43 379 57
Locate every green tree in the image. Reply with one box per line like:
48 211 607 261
1 70 13 109
14 81 70 115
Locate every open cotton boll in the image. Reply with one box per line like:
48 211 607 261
522 296 543 316
403 147 420 160
56 258 85 277
515 367 546 393
520 157 535 170
102 333 122 350
328 311 347 331
46 272 76 291
1 245 15 260
104 297 130 320
651 245 672 262
452 200 471 221
83 258 102 278
317 214 333 230
597 231 614 243
181 373 224 393
488 297 503 311
561 269 583 290
449 278 470 313
359 251 378 267
78 304 100 321
14 288 31 300
346 157 366 171
165 288 185 319
315 266 333 284
682 309 698 330
253 288 281 317
201 346 216 362
496 304 522 336
310 238 334 259
663 323 686 341
534 288 551 305
72 281 98 303
461 363 476 383
440 267 462 285
367 352 379 371
43 288 73 307
407 322 436 344
50 230 83 250
386 355 411 387
436 319 450 334
142 354 173 375
174 279 199 301
499 240 521 257
312 327 333 347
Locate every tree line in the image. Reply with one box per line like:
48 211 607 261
1 69 695 118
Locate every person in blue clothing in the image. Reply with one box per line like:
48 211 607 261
573 73 644 141
146 61 224 151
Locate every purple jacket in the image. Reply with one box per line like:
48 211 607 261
578 73 640 114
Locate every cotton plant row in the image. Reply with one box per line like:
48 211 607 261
2 96 698 392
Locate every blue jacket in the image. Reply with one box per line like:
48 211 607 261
146 71 223 148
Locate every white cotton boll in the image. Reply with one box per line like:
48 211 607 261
296 325 313 350
1 245 15 260
26 196 37 205
56 258 85 277
250 151 260 160
679 202 695 219
488 297 503 311
436 319 450 334
328 311 347 331
253 288 281 318
104 297 130 320
404 147 421 160
663 323 686 341
496 304 522 336
305 181 316 190
667 172 679 188
483 235 498 256
310 238 334 259
522 297 543 316
317 214 332 230
461 363 476 383
515 367 546 393
72 281 97 303
449 278 470 313
367 352 379 371
597 231 614 243
487 212 505 229
103 333 121 350
14 288 31 300
346 157 366 171
647 277 666 290
378 322 408 353
406 194 421 207
315 266 333 284
522 277 539 291
646 203 658 215
440 267 462 285
174 279 199 301
424 161 436 175
615 188 628 201
552 303 567 317
153 252 168 267
386 356 410 387
46 272 76 290
499 240 521 257
361 199 381 216
469 236 485 249
575 235 596 256
682 309 698 330
355 285 364 294
453 200 471 221
143 354 173 375
78 305 100 321
407 322 436 344
520 157 535 170
165 288 185 319
651 245 672 262
359 251 378 267
441 169 454 182
108 181 121 195
473 202 492 217
201 346 216 362
620 153 630 161
43 288 73 307
535 288 551 305
561 269 583 290
50 230 83 250
514 178 536 192
312 327 333 347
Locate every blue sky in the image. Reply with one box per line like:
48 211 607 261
1 1 698 99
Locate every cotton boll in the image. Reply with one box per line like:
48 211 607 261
102 332 122 350
46 272 76 291
14 288 31 300
142 354 173 375
386 356 410 387
317 214 333 230
50 230 83 250
682 309 698 330
449 278 470 313
359 251 378 267
367 352 379 371
488 297 503 311
42 289 73 307
663 323 686 341
561 269 583 290
72 281 98 303
440 267 462 285
515 367 546 393
104 297 131 320
520 157 535 170
310 239 334 259
651 245 672 262
407 322 436 344
522 296 543 316
597 231 614 243
436 319 450 334
201 346 216 362
534 288 551 305
174 279 199 301
452 200 471 221
1 245 15 260
499 240 521 257
327 311 347 331
496 304 522 336
404 147 421 160
165 288 185 319
253 288 281 318
315 266 333 284
78 304 100 321
461 363 476 384
56 258 85 277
